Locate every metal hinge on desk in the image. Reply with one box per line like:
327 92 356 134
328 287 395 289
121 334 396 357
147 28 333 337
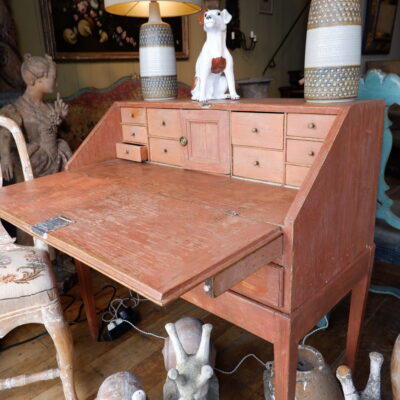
30 216 75 238
203 235 283 298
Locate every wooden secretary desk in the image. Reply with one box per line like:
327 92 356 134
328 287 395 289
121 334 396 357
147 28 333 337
0 99 384 399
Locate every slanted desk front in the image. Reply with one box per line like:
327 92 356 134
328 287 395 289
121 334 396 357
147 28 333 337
0 99 384 400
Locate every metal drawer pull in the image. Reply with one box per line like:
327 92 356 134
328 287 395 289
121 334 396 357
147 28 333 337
253 160 260 166
161 121 166 126
179 136 188 146
131 132 136 136
252 127 258 133
163 148 168 153
308 122 316 129
308 150 315 156
125 150 129 154
131 112 135 118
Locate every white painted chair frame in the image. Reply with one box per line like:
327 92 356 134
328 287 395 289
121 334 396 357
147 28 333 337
0 116 78 399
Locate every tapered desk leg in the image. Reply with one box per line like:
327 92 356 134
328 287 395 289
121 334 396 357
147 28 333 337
75 260 99 340
345 247 374 370
273 320 298 400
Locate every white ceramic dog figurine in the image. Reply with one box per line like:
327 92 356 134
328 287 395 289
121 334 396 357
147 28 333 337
192 9 240 102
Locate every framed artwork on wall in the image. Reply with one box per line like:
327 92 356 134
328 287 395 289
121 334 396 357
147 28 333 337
259 0 273 14
363 0 398 54
39 0 189 61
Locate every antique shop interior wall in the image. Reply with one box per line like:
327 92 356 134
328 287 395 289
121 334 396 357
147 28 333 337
9 0 308 98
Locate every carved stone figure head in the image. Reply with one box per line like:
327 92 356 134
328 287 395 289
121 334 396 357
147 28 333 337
21 54 56 93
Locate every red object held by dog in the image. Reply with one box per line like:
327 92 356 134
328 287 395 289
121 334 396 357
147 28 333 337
199 9 208 25
211 57 227 74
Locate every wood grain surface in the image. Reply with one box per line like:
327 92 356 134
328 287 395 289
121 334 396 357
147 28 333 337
0 161 294 305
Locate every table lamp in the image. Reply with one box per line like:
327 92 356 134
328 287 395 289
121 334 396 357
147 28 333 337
105 0 202 101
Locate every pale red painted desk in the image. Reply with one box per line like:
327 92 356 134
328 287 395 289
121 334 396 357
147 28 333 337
0 99 384 399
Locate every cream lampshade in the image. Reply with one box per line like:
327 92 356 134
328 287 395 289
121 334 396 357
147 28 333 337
105 0 202 101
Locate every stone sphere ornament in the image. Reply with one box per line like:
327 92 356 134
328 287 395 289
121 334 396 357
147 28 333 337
304 0 362 102
96 371 147 400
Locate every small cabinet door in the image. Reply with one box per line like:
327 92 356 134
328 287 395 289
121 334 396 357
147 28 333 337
180 110 230 174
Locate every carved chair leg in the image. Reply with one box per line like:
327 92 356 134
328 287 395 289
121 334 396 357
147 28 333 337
43 304 78 400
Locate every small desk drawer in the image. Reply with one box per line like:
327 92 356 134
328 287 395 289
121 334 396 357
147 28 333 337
231 112 284 149
149 138 183 166
286 139 323 165
286 164 310 186
287 113 335 139
233 146 284 183
232 263 283 308
120 107 146 124
116 143 148 162
122 125 148 144
148 109 182 138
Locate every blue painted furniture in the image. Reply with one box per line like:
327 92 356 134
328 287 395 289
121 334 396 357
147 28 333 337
359 70 400 300
359 70 400 229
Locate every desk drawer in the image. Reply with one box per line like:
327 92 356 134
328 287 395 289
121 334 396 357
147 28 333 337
286 164 310 186
287 113 335 139
120 107 146 124
233 146 284 183
116 143 148 162
232 263 283 308
122 125 148 144
231 112 284 149
286 139 322 165
149 138 183 166
148 109 182 139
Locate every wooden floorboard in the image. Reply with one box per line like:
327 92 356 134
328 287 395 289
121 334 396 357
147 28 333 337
0 261 398 399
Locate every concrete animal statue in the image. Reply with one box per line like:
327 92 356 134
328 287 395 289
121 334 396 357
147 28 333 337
96 371 147 400
336 352 384 400
0 54 71 183
191 9 240 103
163 318 219 400
392 334 400 400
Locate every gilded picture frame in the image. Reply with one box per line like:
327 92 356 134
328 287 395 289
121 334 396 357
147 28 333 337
39 0 189 61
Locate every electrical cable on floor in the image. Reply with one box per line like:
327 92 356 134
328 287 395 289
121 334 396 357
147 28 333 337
301 315 330 345
214 353 267 375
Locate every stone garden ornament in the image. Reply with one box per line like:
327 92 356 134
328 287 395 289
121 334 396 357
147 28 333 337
163 317 219 400
264 345 342 399
191 9 240 103
336 352 384 400
96 371 147 400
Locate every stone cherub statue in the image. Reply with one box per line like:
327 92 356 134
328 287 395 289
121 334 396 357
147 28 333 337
0 54 71 182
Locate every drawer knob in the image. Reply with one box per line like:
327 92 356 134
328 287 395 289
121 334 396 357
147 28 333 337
163 148 168 153
308 150 315 157
161 121 166 126
252 127 258 133
131 112 135 118
179 136 188 147
308 122 316 129
125 150 129 155
253 160 260 166
131 132 136 137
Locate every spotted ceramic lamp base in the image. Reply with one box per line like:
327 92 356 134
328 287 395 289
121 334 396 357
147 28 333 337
139 23 177 101
304 0 362 102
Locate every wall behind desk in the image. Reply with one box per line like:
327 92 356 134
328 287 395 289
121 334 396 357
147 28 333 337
10 0 309 98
